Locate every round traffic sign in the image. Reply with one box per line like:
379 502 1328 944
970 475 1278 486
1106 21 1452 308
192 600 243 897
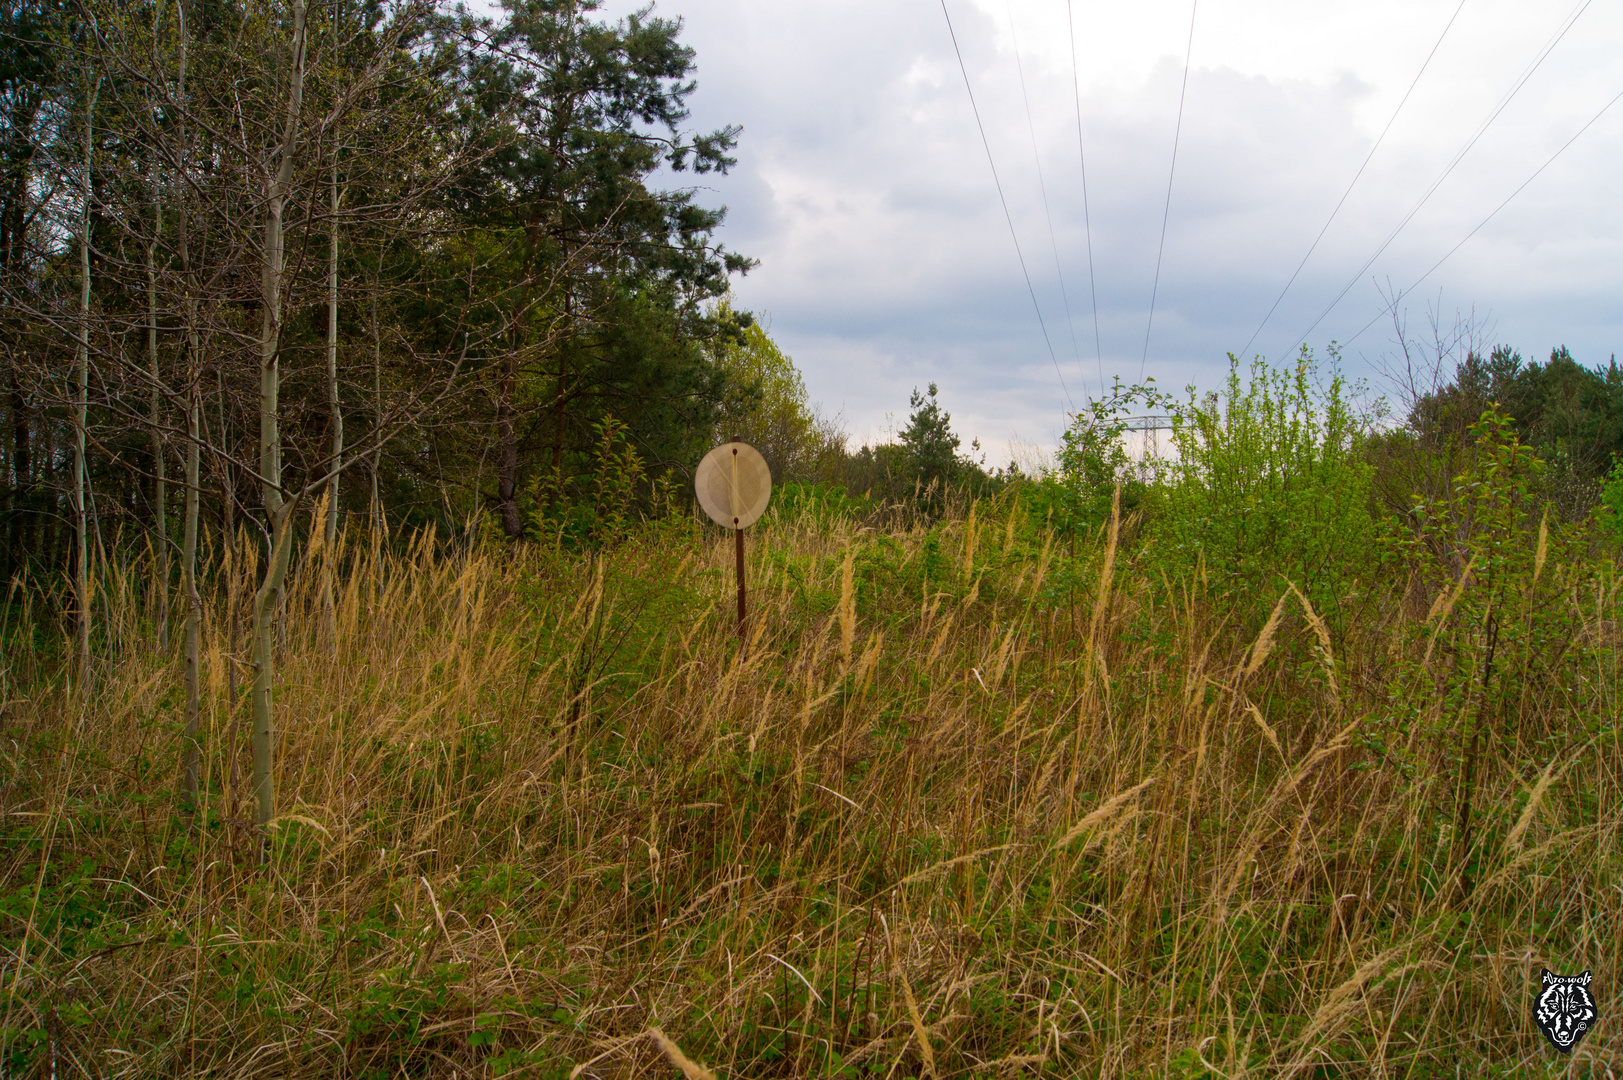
695 441 772 529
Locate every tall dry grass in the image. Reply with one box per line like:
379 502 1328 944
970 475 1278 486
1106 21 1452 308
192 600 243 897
1 497 1619 1078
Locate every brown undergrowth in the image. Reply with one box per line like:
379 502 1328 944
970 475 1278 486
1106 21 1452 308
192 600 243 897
1 497 1620 1078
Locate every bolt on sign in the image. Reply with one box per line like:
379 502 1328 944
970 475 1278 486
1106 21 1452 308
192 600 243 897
695 441 771 641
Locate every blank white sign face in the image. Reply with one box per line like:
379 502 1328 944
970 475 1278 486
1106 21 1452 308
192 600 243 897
695 442 772 529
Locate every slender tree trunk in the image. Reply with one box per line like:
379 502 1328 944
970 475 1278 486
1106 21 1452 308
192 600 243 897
3 137 19 583
550 292 573 507
180 375 202 800
369 283 381 537
46 424 58 576
73 80 99 682
7 380 28 580
149 201 168 650
3 160 28 584
326 161 341 543
551 352 566 504
497 348 520 538
320 158 341 629
220 367 237 706
176 1 204 806
368 271 384 601
251 501 294 834
2 386 12 585
251 0 308 838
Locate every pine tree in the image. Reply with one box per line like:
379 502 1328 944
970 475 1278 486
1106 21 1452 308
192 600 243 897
900 382 962 493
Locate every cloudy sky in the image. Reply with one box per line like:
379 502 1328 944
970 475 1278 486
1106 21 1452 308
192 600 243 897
596 0 1623 461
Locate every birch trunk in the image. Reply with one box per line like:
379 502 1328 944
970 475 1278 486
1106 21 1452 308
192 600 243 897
251 0 308 836
180 369 201 800
176 0 204 805
7 379 29 578
369 268 382 540
149 204 167 650
496 350 520 537
320 158 341 630
73 80 99 683
221 367 238 707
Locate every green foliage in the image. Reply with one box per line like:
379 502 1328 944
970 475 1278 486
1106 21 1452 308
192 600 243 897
585 415 645 544
1597 453 1623 543
5 481 1623 1076
706 301 840 482
1367 409 1588 787
830 441 912 502
899 382 961 492
1031 376 1161 537
374 0 755 539
769 482 876 525
1410 345 1623 520
815 383 1003 513
1151 351 1377 618
11 0 1623 1070
523 414 661 548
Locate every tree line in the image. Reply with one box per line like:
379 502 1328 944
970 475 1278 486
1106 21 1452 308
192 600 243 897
1 0 767 831
0 0 1006 835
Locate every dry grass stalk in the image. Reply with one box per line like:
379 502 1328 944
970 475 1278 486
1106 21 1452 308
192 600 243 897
647 1027 718 1080
0 498 1616 1077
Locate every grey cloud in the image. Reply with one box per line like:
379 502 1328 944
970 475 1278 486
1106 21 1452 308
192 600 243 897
609 0 1623 455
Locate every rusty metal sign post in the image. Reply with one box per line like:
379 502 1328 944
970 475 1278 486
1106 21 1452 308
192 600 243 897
695 441 771 642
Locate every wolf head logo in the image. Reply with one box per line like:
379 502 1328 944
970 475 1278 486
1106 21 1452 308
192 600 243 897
1534 969 1596 1053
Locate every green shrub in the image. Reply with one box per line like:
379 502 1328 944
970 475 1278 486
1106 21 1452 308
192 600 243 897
1033 377 1160 538
770 482 876 525
1597 453 1623 542
1151 351 1377 619
524 414 659 549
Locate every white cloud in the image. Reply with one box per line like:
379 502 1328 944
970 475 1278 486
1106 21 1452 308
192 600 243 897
593 0 1623 458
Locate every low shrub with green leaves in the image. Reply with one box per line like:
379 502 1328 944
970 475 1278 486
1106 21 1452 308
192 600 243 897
1031 377 1160 539
1150 350 1379 623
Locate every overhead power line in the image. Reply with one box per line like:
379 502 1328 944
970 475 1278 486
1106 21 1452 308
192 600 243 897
1141 0 1198 380
1284 0 1594 359
1343 83 1623 350
1066 0 1105 399
1239 0 1467 360
1006 0 1086 405
939 0 1072 411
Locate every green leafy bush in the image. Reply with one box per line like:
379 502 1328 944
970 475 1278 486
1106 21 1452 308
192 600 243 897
523 414 662 549
1033 377 1161 538
770 482 876 525
1151 351 1377 618
1597 453 1623 542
